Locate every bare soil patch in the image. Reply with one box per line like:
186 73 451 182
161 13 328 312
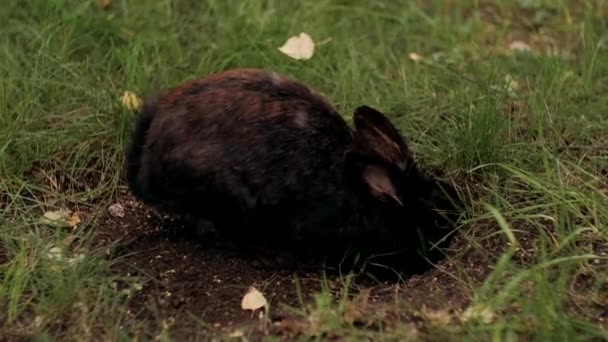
90 191 494 340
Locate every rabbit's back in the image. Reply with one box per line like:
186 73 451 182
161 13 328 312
127 69 354 231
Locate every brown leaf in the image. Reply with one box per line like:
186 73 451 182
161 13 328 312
97 0 111 10
420 307 452 326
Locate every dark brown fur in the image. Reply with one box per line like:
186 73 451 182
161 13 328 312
125 68 461 278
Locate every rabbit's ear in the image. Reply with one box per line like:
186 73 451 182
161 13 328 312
361 164 403 206
352 105 412 171
345 151 404 206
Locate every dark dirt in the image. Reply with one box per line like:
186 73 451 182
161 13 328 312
89 190 496 340
88 186 607 340
94 195 338 338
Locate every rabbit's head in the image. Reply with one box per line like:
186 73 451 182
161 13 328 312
346 105 416 205
344 106 460 259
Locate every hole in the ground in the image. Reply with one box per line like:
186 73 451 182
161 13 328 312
121 176 464 284
92 188 468 329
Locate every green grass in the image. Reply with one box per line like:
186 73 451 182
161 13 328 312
1 0 607 340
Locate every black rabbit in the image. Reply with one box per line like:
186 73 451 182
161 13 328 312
124 68 461 277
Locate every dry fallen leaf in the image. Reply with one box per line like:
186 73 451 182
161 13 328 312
241 286 267 312
41 210 80 228
228 330 244 338
504 74 520 92
66 213 81 228
67 254 85 267
278 32 315 60
420 307 452 326
503 74 521 98
408 52 423 62
509 40 531 52
41 210 69 223
97 0 111 10
46 246 85 268
47 246 64 262
460 303 496 324
108 203 125 218
120 91 143 111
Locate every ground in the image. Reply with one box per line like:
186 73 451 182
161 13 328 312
1 0 608 341
91 192 486 340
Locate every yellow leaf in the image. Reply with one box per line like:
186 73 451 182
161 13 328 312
49 264 62 273
120 91 143 111
66 213 81 228
278 33 315 60
504 74 519 90
41 210 80 228
564 8 572 25
460 303 496 324
240 286 267 312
